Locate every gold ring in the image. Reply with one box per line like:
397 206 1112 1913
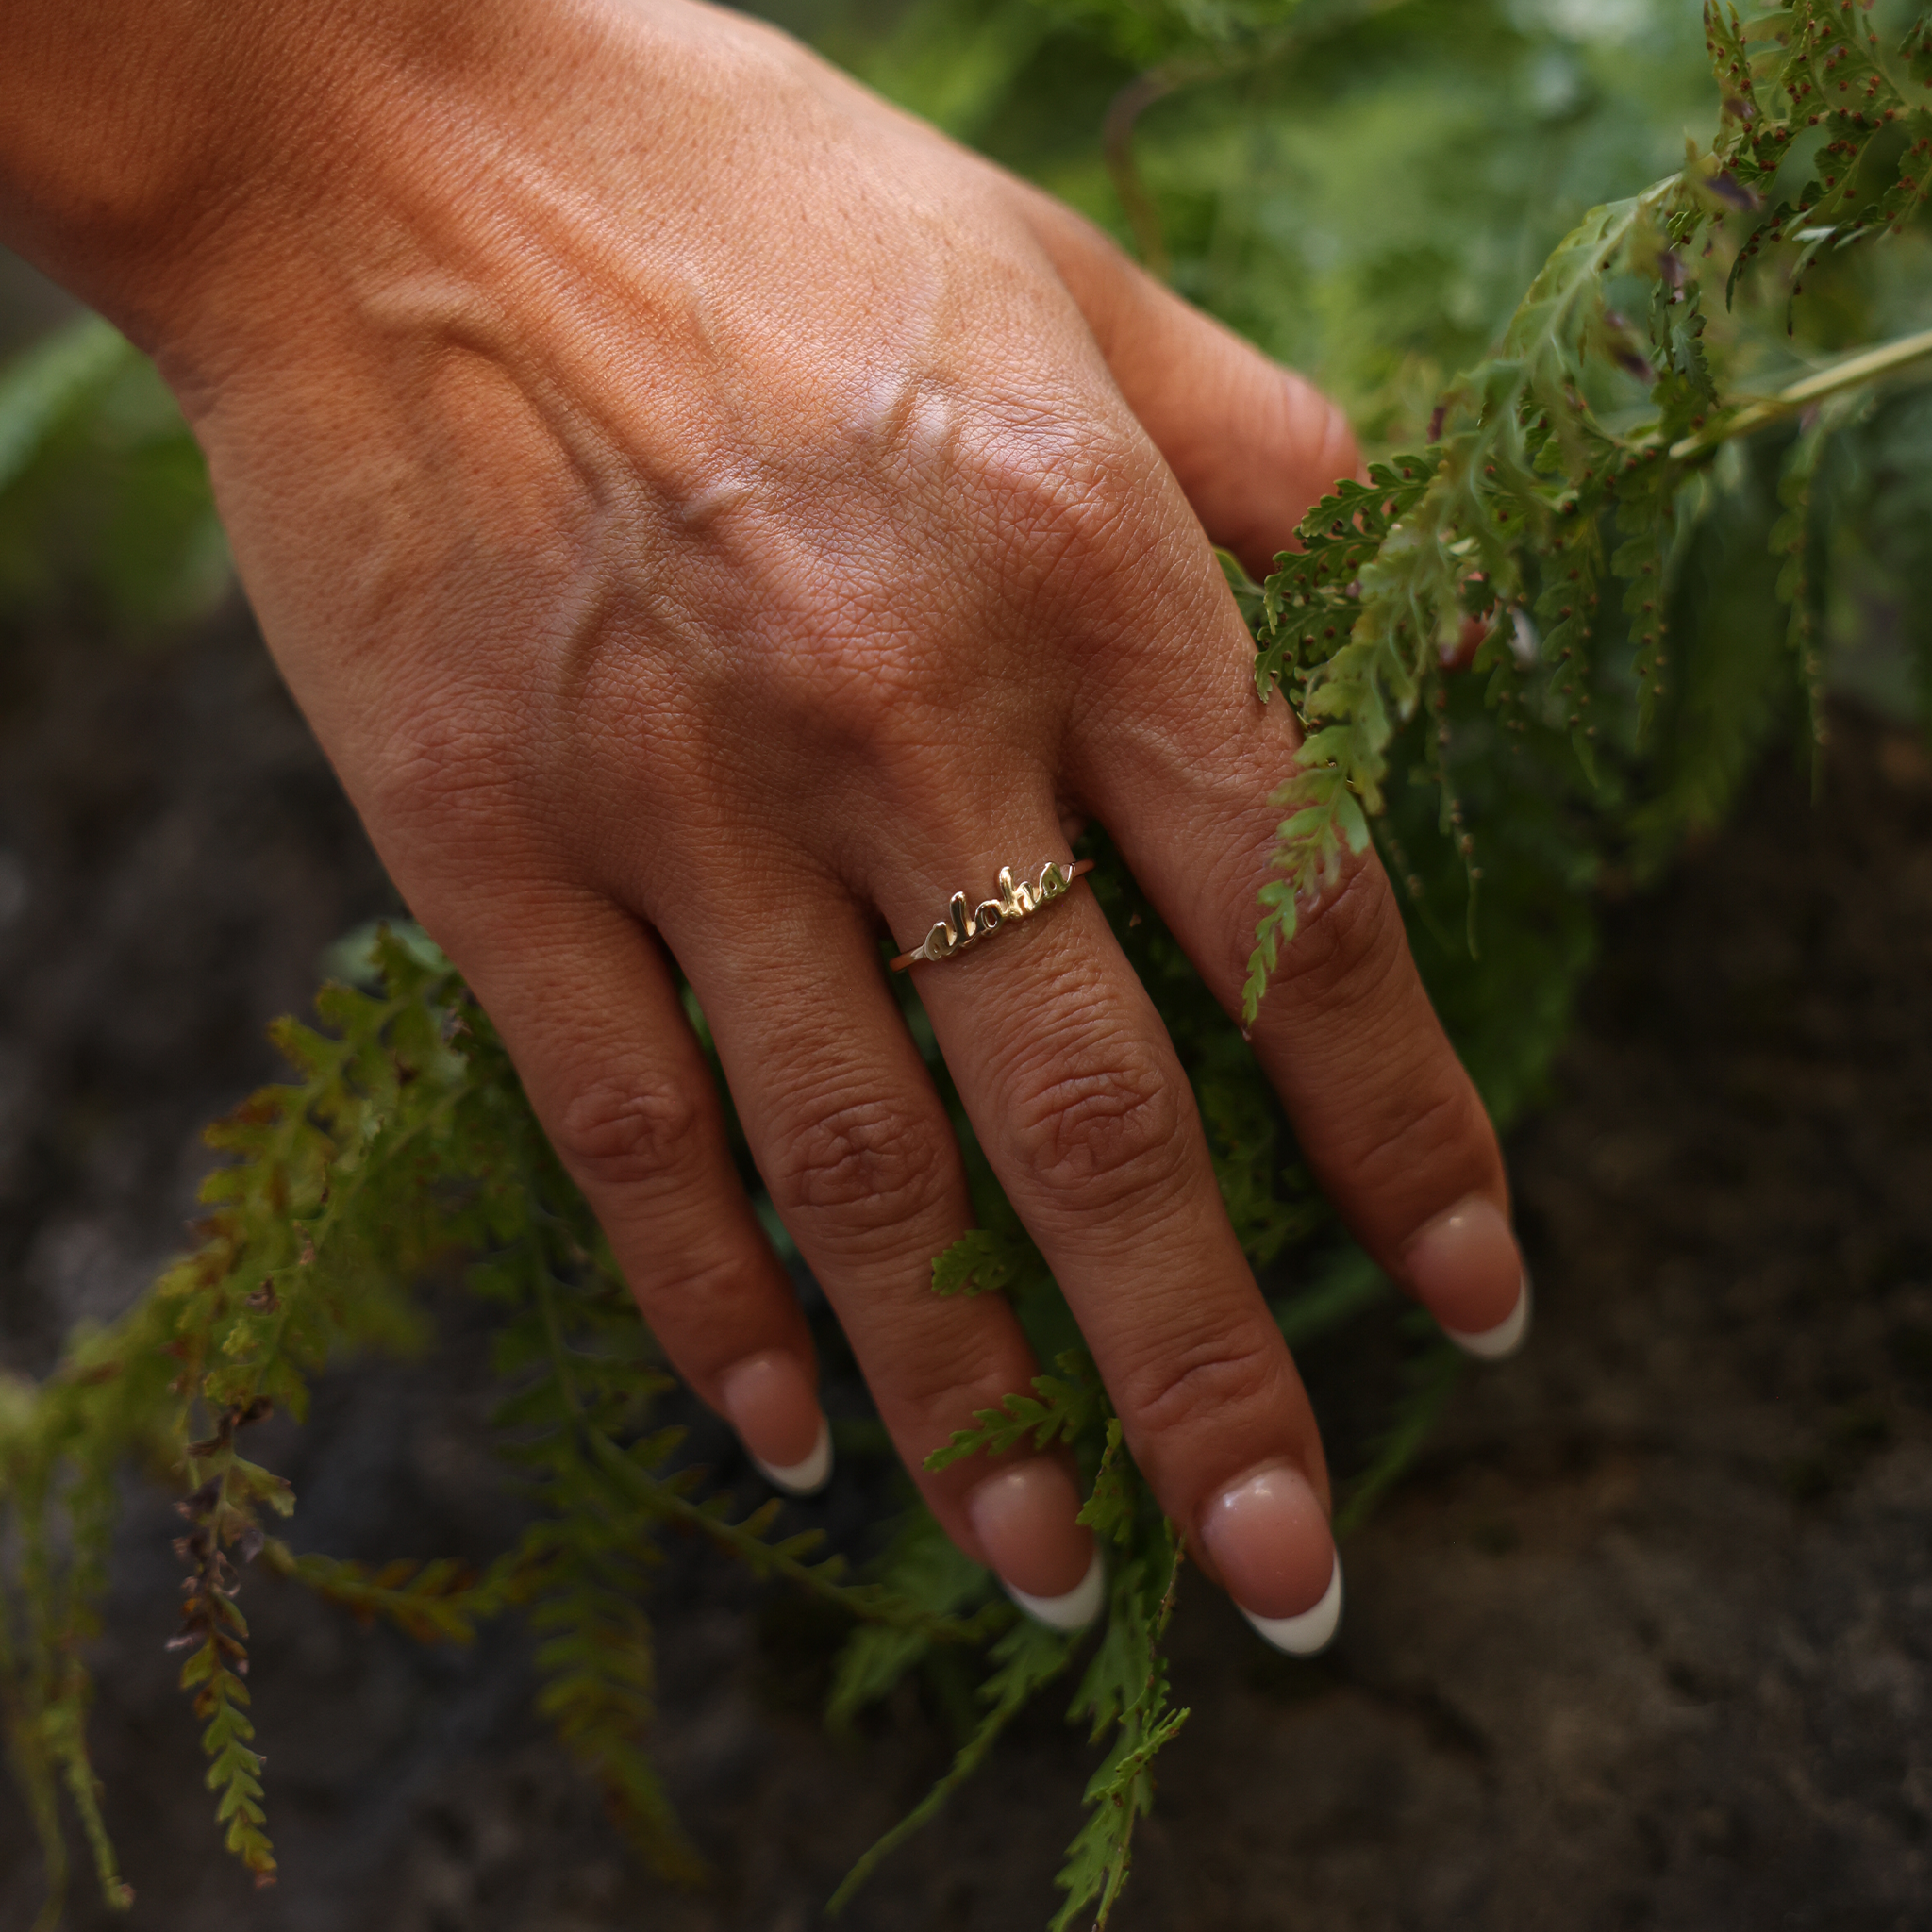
890 858 1095 972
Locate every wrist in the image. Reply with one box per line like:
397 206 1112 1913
0 0 557 353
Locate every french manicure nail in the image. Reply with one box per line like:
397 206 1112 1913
1405 1194 1530 1358
1200 1463 1341 1656
1006 1544 1107 1632
751 1415 832 1496
1442 1268 1533 1360
1240 1555 1342 1656
966 1459 1101 1628
719 1354 832 1496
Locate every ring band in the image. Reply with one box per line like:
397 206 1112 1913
890 858 1095 972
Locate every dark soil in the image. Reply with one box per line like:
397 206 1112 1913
2 606 1930 1932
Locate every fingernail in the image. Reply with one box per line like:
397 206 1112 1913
1443 1268 1533 1360
966 1459 1101 1629
1200 1463 1341 1656
719 1354 832 1496
1007 1544 1107 1632
751 1416 832 1496
1241 1555 1342 1656
1405 1193 1531 1359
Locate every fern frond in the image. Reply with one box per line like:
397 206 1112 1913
826 1507 1000 1735
260 1542 522 1645
1074 1421 1137 1549
923 1352 1107 1473
1243 0 1932 1024
1051 1534 1189 1931
522 1522 703 1883
931 1226 1048 1298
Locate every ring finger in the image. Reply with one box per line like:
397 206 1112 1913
665 864 1107 1628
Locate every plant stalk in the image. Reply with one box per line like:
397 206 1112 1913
1672 325 1932 459
1100 0 1424 280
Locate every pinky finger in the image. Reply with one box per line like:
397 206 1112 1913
457 891 830 1492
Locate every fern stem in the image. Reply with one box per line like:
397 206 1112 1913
824 1657 1053 1916
53 1696 134 1913
579 1424 990 1642
0 1671 68 1932
831 1619 1075 1917
1103 69 1181 276
520 1237 991 1644
1670 325 1932 459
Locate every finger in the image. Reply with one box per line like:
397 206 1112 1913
1066 544 1530 1359
1015 191 1358 577
886 831 1343 1654
670 884 1104 1628
426 887 837 1492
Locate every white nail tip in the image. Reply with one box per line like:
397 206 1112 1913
1005 1545 1107 1632
1240 1554 1343 1657
1442 1269 1533 1361
752 1417 833 1496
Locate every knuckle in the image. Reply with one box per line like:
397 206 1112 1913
746 607 967 786
361 695 526 856
554 1076 711 1194
789 653 959 785
1007 1039 1189 1213
1116 1321 1279 1441
625 1248 745 1326
1345 1083 1491 1201
889 1353 1032 1447
767 1097 953 1241
967 410 1160 596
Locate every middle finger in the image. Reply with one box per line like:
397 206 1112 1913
884 824 1344 1654
665 866 1107 1628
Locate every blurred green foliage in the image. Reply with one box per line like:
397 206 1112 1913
0 318 225 633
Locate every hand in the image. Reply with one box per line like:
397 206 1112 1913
0 0 1527 1642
